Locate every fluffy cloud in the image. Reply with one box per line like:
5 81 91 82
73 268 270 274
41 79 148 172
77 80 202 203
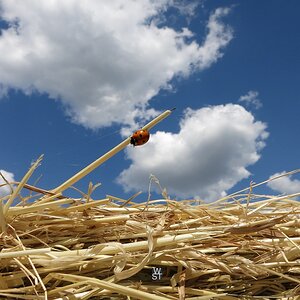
238 90 262 110
117 104 268 201
0 0 232 129
267 172 300 194
0 170 15 197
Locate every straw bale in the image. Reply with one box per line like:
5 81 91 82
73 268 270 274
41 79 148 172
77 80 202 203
1 168 300 299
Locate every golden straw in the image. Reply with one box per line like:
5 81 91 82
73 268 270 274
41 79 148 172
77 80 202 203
52 108 174 194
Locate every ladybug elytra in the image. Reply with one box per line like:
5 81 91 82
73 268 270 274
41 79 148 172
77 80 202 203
130 129 150 146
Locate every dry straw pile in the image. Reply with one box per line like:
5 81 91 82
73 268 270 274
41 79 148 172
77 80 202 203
0 158 300 299
1 111 300 299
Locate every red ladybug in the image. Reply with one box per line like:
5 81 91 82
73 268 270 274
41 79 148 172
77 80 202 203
130 129 150 146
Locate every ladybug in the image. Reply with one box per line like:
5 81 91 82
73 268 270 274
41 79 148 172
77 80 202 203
130 129 150 146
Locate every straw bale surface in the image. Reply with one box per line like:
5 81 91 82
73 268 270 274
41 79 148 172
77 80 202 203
1 181 300 299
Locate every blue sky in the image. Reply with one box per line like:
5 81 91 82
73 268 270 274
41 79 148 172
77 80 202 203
0 0 299 202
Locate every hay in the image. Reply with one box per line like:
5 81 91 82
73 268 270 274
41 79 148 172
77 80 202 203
0 110 299 299
1 167 300 300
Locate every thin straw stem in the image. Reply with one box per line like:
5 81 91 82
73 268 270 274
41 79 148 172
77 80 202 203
52 109 174 194
3 155 43 215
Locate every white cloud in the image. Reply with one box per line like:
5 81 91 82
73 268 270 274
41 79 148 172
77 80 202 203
238 90 262 110
0 170 15 197
0 1 233 129
0 83 8 98
117 104 268 202
267 172 300 194
171 0 200 19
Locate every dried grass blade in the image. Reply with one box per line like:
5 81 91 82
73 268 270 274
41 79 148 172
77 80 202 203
8 198 75 216
49 273 170 300
0 248 51 259
3 155 43 215
0 201 7 233
185 294 230 300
